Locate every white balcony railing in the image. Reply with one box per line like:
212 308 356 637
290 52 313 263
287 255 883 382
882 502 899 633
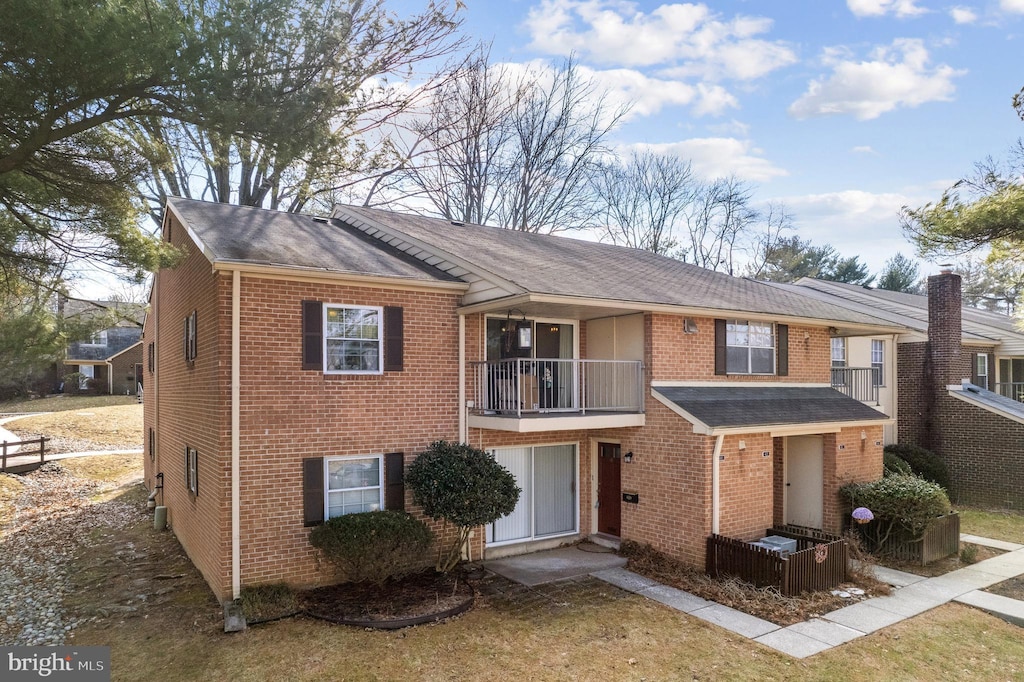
471 359 644 417
830 367 880 404
995 382 1024 402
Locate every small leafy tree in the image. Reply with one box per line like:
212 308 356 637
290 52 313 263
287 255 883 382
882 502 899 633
308 510 433 587
406 441 520 573
841 474 951 551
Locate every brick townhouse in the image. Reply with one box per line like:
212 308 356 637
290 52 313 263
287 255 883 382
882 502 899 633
144 198 899 602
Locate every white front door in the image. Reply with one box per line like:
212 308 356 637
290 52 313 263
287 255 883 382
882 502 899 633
784 435 824 528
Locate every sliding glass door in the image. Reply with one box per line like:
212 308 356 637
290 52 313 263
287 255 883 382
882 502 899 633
487 444 578 545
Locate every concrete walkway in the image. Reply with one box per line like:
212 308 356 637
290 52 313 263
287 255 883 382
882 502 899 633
491 537 1024 659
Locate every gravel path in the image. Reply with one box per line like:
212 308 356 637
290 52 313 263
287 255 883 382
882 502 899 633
0 463 147 645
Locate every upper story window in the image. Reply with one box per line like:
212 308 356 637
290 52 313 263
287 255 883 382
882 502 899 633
871 339 885 387
82 330 108 347
831 338 846 368
975 353 989 390
184 310 197 364
324 305 383 374
325 456 383 517
726 320 775 375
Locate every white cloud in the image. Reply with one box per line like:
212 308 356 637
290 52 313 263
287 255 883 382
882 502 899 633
706 119 751 137
522 0 797 80
772 190 921 270
1001 0 1024 13
624 138 788 182
851 145 877 154
949 6 978 23
788 39 966 120
847 0 928 17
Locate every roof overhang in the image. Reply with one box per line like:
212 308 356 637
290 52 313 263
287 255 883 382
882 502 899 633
458 292 908 332
651 382 894 436
210 261 470 294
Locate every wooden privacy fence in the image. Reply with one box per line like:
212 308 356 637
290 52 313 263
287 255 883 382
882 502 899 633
871 512 960 565
706 530 848 597
1 437 50 472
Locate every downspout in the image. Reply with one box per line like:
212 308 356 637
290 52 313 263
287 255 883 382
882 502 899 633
106 360 113 395
712 434 724 535
231 270 241 601
458 314 467 444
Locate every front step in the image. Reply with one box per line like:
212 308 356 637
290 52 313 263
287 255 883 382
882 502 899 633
589 533 621 551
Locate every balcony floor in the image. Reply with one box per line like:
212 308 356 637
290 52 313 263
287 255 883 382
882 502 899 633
468 410 646 433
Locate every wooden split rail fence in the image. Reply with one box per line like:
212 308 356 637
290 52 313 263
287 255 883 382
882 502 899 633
1 437 51 473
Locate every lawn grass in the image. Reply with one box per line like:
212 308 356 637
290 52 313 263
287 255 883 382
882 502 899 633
0 394 137 414
5 404 142 450
958 506 1024 544
59 453 144 487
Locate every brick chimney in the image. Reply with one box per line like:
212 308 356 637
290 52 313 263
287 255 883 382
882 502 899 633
927 267 963 389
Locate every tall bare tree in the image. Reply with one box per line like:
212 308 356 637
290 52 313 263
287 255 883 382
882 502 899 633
397 52 626 233
592 151 696 254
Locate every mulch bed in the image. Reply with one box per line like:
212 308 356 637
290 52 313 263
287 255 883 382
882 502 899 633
247 569 475 626
622 541 890 627
986 575 1024 601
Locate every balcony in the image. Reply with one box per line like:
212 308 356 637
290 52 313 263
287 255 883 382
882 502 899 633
830 367 880 404
995 382 1024 402
469 358 646 432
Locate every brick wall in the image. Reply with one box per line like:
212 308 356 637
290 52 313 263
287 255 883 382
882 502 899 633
109 344 143 395
235 276 463 594
823 426 884 533
144 213 229 599
647 314 830 383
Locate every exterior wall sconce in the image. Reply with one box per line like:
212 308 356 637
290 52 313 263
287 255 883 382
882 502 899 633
738 440 746 450
683 318 698 334
860 430 867 440
624 451 634 463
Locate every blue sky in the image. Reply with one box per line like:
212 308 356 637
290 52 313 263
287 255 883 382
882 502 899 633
453 0 1024 276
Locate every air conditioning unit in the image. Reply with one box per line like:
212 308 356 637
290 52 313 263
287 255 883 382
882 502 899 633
759 535 797 555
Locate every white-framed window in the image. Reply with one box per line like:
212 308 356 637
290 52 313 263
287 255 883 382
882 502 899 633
324 305 383 374
726 320 775 375
82 330 108 347
325 455 383 518
871 339 885 387
831 338 846 368
185 446 198 496
976 353 989 390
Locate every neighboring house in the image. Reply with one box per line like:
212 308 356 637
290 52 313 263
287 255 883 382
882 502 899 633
144 198 899 603
780 275 1024 509
62 298 145 395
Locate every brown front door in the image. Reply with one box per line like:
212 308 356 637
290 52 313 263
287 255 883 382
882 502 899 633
597 442 621 536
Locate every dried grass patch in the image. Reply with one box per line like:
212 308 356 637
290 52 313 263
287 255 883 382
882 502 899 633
621 540 889 626
0 473 23 531
6 405 142 452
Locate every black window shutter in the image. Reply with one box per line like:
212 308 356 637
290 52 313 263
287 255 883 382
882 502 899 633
971 353 980 385
988 353 996 389
777 324 789 376
385 452 405 511
714 319 727 375
384 306 404 372
301 300 323 370
302 458 325 526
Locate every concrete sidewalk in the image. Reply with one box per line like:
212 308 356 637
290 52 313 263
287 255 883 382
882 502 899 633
587 540 1024 659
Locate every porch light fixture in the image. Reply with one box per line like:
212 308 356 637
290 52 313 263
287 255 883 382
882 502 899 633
502 309 531 352
624 451 633 463
860 430 867 440
683 318 698 334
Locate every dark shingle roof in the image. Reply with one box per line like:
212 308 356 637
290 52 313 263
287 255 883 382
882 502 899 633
333 205 898 327
653 386 890 430
167 198 461 284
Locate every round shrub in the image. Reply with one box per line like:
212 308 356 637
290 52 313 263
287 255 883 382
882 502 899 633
883 451 913 477
883 443 951 492
308 510 433 586
841 473 951 549
406 440 520 572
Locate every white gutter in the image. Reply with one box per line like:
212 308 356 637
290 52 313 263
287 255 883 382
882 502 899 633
231 269 241 600
712 434 724 535
458 313 467 444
